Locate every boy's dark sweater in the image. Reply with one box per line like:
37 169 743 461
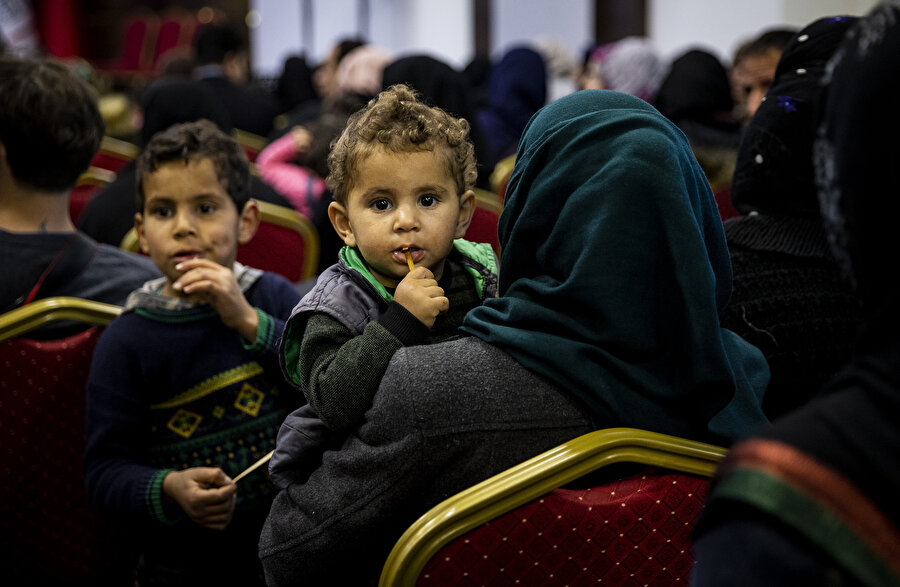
83 270 301 584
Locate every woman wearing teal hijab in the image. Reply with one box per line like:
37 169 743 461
259 90 770 585
463 89 770 444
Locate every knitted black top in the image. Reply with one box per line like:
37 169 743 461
721 214 864 418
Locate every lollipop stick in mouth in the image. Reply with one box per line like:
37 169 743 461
403 247 415 271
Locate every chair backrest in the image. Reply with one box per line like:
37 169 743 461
153 7 197 69
91 135 140 174
464 188 503 258
379 427 727 587
0 297 134 585
489 154 516 200
70 166 116 225
238 200 321 283
233 129 268 163
113 12 160 73
120 200 321 284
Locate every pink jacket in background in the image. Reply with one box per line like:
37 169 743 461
256 131 326 219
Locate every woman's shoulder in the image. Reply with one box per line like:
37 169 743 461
378 336 590 429
385 336 558 397
396 335 513 365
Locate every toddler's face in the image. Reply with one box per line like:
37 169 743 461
135 157 243 295
331 146 473 288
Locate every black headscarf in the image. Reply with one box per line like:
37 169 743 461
275 55 319 114
654 48 741 150
730 16 857 217
816 9 900 314
140 77 233 146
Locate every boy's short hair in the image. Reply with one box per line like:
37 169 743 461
135 119 251 212
0 55 105 192
326 83 477 206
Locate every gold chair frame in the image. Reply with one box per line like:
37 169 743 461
473 187 504 217
76 166 117 187
379 427 727 587
0 296 122 342
489 154 516 196
232 129 267 158
98 135 141 162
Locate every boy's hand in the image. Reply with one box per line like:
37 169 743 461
162 467 237 531
173 258 259 341
393 266 449 329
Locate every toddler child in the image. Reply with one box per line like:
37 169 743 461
270 84 498 486
83 119 302 586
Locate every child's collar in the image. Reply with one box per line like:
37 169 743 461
124 262 263 312
339 246 393 302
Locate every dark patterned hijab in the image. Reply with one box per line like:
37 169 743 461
790 0 900 528
730 16 857 217
816 5 900 316
462 90 770 445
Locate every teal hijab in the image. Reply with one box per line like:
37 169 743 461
461 90 769 444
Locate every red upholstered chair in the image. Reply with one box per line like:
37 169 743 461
379 428 727 587
464 189 503 259
153 7 198 70
98 11 160 79
0 297 134 585
714 188 740 222
70 165 115 226
237 200 321 283
120 200 321 284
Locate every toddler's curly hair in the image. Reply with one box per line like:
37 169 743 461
326 84 477 205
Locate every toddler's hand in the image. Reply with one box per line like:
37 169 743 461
393 267 449 329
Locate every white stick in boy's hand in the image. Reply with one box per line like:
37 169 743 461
232 449 275 484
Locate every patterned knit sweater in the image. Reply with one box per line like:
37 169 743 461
83 266 301 584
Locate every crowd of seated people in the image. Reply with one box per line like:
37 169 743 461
2 4 898 585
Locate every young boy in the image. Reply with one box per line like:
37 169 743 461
269 84 498 487
82 120 302 585
0 55 159 317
